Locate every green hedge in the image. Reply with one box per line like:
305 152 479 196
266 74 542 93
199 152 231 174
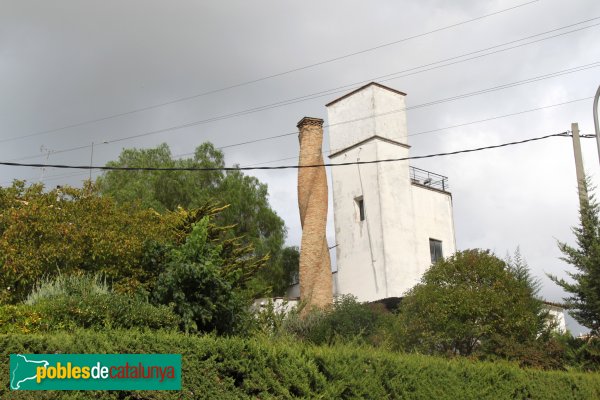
0 297 179 334
1 330 599 399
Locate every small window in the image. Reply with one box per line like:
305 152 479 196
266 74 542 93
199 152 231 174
429 239 443 263
355 197 365 221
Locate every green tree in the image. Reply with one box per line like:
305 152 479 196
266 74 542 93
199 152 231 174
505 247 548 333
398 249 546 357
0 181 172 302
96 143 224 211
550 179 600 335
255 246 299 296
96 143 288 294
153 215 267 334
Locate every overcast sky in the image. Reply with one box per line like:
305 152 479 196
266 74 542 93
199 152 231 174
1 0 599 333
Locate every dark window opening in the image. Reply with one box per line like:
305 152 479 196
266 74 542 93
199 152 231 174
430 239 443 264
356 197 365 221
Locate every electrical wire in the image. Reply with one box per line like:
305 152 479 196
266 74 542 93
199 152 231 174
62 19 600 148
238 96 593 167
182 71 600 156
0 0 540 144
4 16 599 162
407 97 594 137
0 170 97 187
9 94 589 183
12 61 597 164
0 131 586 172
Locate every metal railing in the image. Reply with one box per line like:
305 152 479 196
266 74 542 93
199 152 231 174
409 166 449 192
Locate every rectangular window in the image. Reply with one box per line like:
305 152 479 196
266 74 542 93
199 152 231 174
355 197 365 221
429 239 443 263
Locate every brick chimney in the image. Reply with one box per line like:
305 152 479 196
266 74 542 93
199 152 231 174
297 117 332 309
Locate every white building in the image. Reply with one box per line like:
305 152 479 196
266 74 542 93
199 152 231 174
282 82 568 333
543 301 567 334
326 82 456 302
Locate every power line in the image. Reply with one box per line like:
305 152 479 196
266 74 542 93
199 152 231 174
237 96 595 167
14 60 597 164
6 144 94 163
0 0 540 144
407 97 594 137
5 17 600 164
0 170 95 187
202 65 600 153
0 132 588 172
112 18 600 141
75 19 600 147
7 95 591 180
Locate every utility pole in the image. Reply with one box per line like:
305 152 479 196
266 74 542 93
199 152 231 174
89 142 94 181
89 141 108 181
39 145 53 183
594 84 600 165
571 122 586 205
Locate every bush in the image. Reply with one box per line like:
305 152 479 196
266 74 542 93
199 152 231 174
2 275 179 332
0 182 173 303
251 298 297 337
479 334 570 370
0 304 43 334
398 249 546 357
25 274 110 305
153 217 256 335
32 291 179 331
1 330 600 399
283 295 394 346
562 336 600 372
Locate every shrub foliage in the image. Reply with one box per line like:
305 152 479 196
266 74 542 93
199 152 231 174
1 275 179 333
1 330 599 399
153 216 266 334
397 249 550 357
283 295 393 346
0 182 170 302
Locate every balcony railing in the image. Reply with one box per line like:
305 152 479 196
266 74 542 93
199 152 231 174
410 166 449 192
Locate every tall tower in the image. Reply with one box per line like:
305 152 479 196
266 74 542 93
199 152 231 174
297 117 333 309
326 82 456 302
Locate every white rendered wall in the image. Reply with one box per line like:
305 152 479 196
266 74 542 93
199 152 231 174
374 139 418 298
253 298 299 314
330 142 387 300
410 185 457 288
544 304 567 333
327 85 407 154
327 83 456 302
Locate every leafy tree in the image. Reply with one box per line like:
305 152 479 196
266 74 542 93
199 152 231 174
0 178 269 333
96 143 288 294
550 179 600 335
0 181 172 303
96 143 224 212
255 246 299 296
153 215 267 334
398 249 546 357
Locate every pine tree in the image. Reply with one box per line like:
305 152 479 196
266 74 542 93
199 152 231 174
550 178 600 335
506 248 549 332
506 247 542 298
